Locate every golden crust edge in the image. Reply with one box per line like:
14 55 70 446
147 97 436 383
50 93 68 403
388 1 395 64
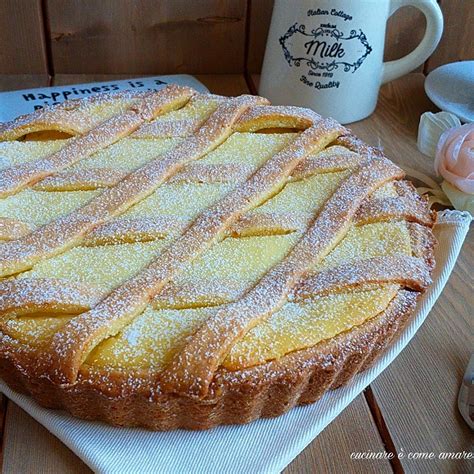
0 92 437 430
0 204 436 429
0 288 419 430
0 217 435 430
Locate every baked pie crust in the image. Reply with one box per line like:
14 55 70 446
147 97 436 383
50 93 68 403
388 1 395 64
0 86 435 430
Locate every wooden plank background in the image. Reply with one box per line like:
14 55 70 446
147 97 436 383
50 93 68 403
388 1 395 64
0 0 48 74
47 0 247 74
0 0 472 76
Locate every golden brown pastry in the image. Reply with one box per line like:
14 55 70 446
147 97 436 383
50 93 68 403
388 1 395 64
0 86 435 429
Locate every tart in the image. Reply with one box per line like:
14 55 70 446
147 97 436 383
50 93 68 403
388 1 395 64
0 86 435 430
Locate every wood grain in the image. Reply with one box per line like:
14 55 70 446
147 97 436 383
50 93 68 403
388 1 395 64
0 0 48 74
0 395 6 469
195 74 250 96
46 0 247 74
371 235 473 473
2 403 91 474
0 0 471 77
52 74 144 85
0 75 50 92
384 5 425 71
1 395 393 474
284 394 392 474
349 71 473 473
425 0 474 72
246 0 274 73
310 70 472 473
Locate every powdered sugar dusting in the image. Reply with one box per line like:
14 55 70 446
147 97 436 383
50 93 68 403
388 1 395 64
0 90 435 397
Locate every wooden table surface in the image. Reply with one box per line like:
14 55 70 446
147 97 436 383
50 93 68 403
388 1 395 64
0 73 471 474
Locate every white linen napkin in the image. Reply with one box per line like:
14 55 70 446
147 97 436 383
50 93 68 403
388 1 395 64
1 210 471 474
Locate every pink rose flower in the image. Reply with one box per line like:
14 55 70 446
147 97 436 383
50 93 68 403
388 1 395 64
434 123 474 194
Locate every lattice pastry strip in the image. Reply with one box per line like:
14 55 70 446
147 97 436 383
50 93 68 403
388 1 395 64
0 183 420 245
22 145 355 194
0 217 32 241
0 93 268 276
0 279 102 318
0 180 429 246
0 91 151 140
131 93 224 138
0 253 430 322
161 159 404 397
27 145 357 191
44 117 344 384
0 88 436 424
0 86 195 198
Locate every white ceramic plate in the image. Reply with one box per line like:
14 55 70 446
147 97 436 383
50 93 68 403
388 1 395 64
425 61 474 123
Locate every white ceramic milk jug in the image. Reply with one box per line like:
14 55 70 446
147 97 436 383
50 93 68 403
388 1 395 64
260 0 443 123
